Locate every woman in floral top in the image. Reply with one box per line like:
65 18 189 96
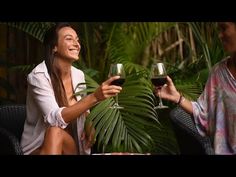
155 22 236 154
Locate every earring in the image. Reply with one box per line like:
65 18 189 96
53 49 57 55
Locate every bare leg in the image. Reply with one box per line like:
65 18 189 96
31 126 77 155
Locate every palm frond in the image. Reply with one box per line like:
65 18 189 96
1 22 55 42
188 22 212 70
107 23 175 68
10 64 36 74
83 70 170 153
131 22 175 46
176 83 202 101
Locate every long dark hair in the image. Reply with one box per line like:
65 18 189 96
43 22 71 107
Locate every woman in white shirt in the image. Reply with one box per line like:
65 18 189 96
20 23 122 155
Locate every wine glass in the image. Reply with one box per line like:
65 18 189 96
108 63 126 109
151 62 168 109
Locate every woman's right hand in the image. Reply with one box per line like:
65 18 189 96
154 76 181 104
93 76 122 102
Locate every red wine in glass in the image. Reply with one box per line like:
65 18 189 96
108 63 126 109
151 77 167 88
151 63 168 109
110 78 125 86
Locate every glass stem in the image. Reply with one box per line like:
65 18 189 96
158 88 163 107
115 94 119 106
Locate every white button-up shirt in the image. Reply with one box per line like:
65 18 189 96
21 61 90 155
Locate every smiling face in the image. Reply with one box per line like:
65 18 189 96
54 26 81 62
218 22 236 54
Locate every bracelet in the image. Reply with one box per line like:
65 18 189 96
177 95 185 105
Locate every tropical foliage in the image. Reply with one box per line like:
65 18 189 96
74 22 178 154
0 22 226 154
2 22 55 42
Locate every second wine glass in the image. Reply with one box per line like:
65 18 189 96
108 63 126 109
151 62 168 109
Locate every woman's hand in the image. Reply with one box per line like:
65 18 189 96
93 76 122 102
81 122 96 149
154 76 181 103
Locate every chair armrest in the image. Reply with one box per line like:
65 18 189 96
170 107 214 155
0 127 23 155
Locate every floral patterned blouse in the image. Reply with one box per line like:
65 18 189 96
192 57 236 155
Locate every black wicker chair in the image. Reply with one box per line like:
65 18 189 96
170 106 214 155
0 104 26 155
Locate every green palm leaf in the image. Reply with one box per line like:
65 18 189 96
75 22 179 154
1 22 55 42
176 83 202 100
83 71 160 153
188 22 212 70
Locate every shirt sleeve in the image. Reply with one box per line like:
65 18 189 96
27 72 68 129
191 99 208 137
191 70 217 137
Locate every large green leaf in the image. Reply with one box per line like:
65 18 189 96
74 22 179 154
84 71 162 153
2 22 55 42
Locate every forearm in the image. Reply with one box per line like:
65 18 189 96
61 75 122 123
61 93 98 123
177 96 193 115
159 76 194 115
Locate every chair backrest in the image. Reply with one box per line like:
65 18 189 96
0 104 26 141
169 106 214 155
0 104 26 155
0 127 23 155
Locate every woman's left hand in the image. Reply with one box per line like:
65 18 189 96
81 123 96 149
